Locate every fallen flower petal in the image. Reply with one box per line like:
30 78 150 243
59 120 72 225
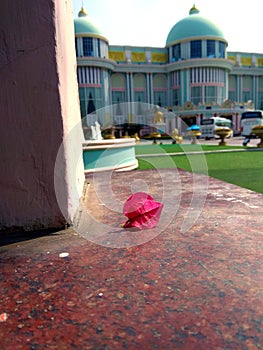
123 192 164 230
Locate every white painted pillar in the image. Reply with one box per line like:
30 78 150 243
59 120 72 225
0 0 85 230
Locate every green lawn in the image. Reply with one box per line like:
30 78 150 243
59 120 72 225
135 144 244 155
136 146 263 194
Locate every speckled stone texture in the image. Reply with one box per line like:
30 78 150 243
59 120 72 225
1 169 263 350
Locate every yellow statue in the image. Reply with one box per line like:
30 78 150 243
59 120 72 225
171 128 183 144
153 111 163 124
133 133 140 142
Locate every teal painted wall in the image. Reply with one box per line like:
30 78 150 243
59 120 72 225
83 146 136 170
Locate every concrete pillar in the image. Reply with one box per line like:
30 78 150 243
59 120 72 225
0 0 85 230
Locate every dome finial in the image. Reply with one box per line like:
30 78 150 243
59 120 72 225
189 4 200 15
78 2 87 18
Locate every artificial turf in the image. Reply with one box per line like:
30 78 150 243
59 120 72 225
136 145 263 194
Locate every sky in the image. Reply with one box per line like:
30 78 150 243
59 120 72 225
73 0 263 54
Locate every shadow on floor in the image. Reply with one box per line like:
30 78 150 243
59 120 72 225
0 227 65 247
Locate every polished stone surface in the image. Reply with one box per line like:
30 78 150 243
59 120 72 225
1 169 263 349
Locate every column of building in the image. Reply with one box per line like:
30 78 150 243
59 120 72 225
126 72 131 123
130 73 135 122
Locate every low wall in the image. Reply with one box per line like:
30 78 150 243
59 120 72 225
83 138 138 173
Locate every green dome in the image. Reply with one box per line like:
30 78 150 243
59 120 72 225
74 7 108 42
166 5 226 47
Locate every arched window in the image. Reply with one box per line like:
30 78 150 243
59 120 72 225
153 74 167 107
228 75 237 102
111 73 126 109
134 74 146 106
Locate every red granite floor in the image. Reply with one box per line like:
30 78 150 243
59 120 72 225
1 169 263 350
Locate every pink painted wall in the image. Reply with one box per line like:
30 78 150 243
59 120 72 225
0 0 85 230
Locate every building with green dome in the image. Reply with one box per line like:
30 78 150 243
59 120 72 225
74 4 263 136
166 5 226 45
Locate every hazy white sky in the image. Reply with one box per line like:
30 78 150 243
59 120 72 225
73 0 262 54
